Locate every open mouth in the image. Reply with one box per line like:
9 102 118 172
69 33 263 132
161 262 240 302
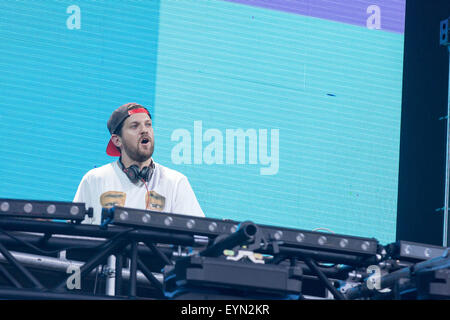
141 138 150 145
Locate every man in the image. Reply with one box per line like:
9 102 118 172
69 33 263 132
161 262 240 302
74 102 205 225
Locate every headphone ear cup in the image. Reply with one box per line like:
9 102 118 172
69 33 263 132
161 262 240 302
139 165 154 182
118 158 154 183
127 165 140 183
146 164 155 182
140 167 149 182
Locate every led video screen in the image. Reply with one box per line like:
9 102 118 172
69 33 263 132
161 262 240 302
0 0 405 244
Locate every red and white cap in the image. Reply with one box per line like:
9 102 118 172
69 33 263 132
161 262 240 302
106 102 151 156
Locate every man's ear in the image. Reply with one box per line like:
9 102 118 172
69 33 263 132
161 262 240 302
111 134 122 148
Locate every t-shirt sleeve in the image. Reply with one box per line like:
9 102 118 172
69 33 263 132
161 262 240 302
172 176 205 217
73 175 91 205
73 174 98 224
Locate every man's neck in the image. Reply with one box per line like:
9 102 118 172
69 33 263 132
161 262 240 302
119 155 153 170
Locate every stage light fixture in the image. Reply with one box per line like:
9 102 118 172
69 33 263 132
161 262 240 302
390 241 448 261
0 198 92 222
103 206 379 256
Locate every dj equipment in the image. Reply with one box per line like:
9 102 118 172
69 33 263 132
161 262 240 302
386 240 448 261
343 247 450 300
0 198 92 222
163 255 303 299
118 158 155 183
0 198 448 300
103 206 379 258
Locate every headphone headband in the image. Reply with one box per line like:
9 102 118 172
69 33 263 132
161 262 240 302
118 158 155 183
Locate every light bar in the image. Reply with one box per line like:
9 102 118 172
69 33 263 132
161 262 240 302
0 198 92 222
104 207 378 256
389 240 448 261
258 224 378 256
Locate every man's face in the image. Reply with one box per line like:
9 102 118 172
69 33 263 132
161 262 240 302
113 112 154 163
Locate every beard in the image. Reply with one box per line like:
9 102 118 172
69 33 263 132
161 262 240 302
121 137 154 163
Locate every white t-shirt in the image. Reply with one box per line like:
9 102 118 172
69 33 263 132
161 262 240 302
73 160 205 225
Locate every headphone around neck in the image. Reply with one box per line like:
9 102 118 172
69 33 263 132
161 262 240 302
118 158 155 184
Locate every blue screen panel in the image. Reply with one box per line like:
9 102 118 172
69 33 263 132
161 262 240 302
0 0 405 244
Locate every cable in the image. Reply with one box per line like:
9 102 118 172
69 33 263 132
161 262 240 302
312 227 337 268
143 178 150 210
312 227 335 234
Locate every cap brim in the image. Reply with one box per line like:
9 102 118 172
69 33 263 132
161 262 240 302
106 138 121 157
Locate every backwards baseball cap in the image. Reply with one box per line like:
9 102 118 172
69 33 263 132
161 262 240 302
106 102 152 156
